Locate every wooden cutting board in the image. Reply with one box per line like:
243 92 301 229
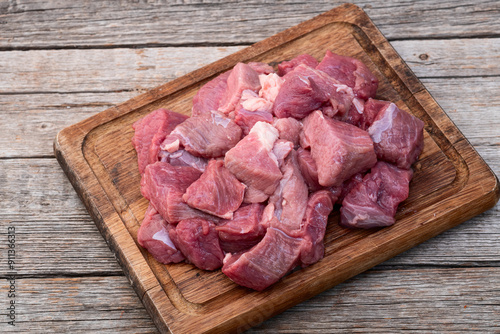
54 4 499 333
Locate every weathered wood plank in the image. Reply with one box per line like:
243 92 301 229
1 39 500 94
0 1 499 49
0 276 158 333
1 268 499 333
0 154 497 276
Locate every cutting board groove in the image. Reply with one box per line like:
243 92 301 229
54 4 499 333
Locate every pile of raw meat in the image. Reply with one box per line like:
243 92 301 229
132 51 425 291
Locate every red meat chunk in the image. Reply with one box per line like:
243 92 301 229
216 203 266 253
192 70 231 117
222 227 302 291
183 160 245 219
137 204 185 264
140 162 218 224
340 161 413 229
170 218 224 270
302 110 377 187
161 110 242 159
367 101 425 169
273 117 302 146
316 50 379 100
218 63 261 115
278 54 319 76
273 64 354 119
224 122 282 203
132 109 188 174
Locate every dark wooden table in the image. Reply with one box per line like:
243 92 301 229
1 1 499 333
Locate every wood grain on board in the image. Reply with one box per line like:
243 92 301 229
53 4 499 333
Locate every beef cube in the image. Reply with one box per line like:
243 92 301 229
161 110 242 159
224 121 282 203
248 62 275 75
137 204 185 264
132 108 188 174
299 190 334 266
340 161 413 229
170 218 224 270
302 110 377 187
216 203 266 253
258 73 284 103
183 160 245 219
222 227 302 291
368 101 425 169
316 50 378 100
337 172 364 204
273 65 354 119
218 63 261 115
192 70 231 117
234 90 273 135
278 54 319 76
296 147 321 192
141 162 218 224
262 150 309 236
158 149 207 172
273 117 302 146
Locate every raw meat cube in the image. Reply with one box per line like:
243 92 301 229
170 218 224 270
296 147 321 192
302 110 377 187
218 63 261 115
248 62 275 75
222 227 302 291
158 149 207 172
299 190 334 266
132 108 188 174
368 101 425 169
216 203 266 253
141 162 218 224
192 70 231 117
340 161 413 229
183 160 245 219
137 204 185 264
258 73 284 103
161 110 242 158
316 50 378 100
273 117 302 146
224 121 282 203
263 150 309 236
273 64 354 119
278 54 319 76
234 90 273 135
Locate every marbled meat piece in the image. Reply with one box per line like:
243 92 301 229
141 162 217 224
273 117 302 146
368 101 425 169
161 110 242 158
222 227 302 291
158 149 207 172
340 161 413 229
259 73 284 103
296 147 321 192
132 108 188 174
224 121 282 203
278 53 319 76
234 90 273 135
192 70 231 117
299 190 334 266
262 150 309 236
218 63 261 115
183 160 245 219
273 64 354 119
248 62 275 75
216 203 266 253
170 218 224 270
302 110 377 187
137 204 185 264
316 50 378 100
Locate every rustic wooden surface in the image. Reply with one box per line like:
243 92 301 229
1 1 499 333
